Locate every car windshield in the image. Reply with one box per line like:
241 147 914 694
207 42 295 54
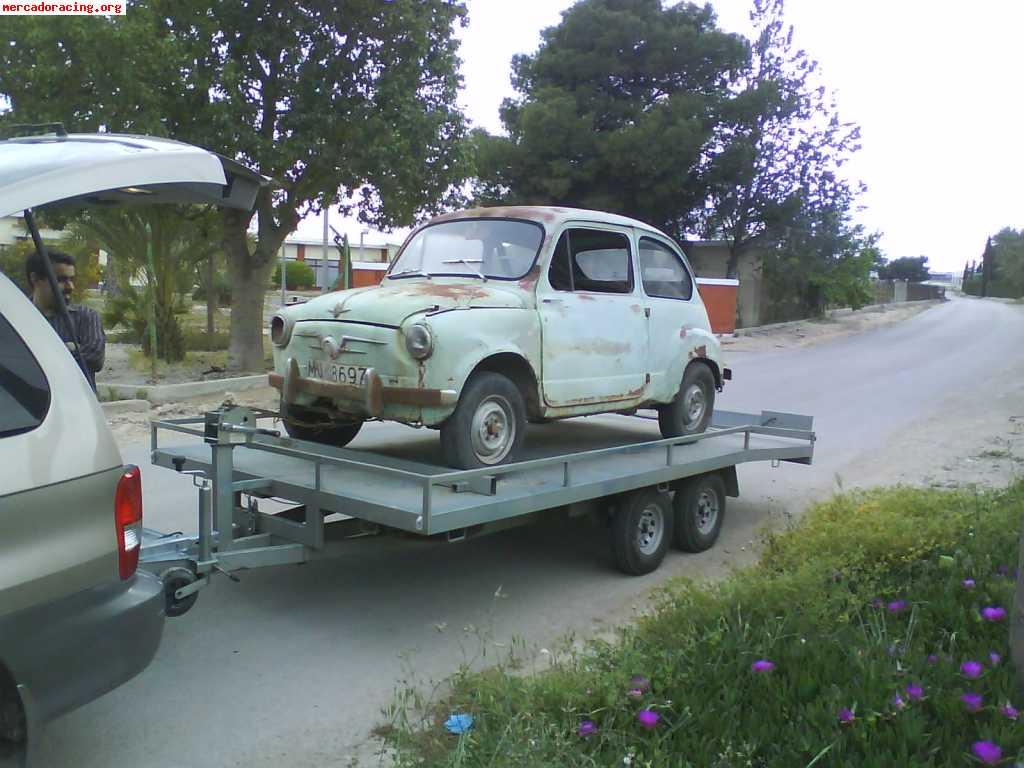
389 219 544 280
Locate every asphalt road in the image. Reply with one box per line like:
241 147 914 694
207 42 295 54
39 295 1024 767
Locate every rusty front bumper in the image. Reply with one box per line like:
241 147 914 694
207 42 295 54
269 357 458 418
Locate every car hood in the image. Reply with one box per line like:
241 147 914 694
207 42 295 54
292 278 530 327
0 132 266 217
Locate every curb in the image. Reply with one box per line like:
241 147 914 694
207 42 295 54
100 398 151 414
97 374 269 405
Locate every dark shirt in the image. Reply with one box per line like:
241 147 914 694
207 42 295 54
46 304 106 390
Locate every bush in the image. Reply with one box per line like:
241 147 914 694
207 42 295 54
963 276 1022 299
193 270 233 304
385 483 1024 767
271 260 316 290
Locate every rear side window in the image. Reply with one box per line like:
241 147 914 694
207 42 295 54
0 314 51 438
639 237 693 300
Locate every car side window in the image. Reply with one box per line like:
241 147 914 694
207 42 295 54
639 237 693 300
546 228 633 294
0 314 51 438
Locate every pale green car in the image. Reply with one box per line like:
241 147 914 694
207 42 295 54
270 206 729 469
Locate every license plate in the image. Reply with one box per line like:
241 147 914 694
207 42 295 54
306 360 367 387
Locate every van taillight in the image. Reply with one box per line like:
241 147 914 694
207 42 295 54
115 465 143 580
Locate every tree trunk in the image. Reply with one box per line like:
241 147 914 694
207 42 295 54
726 243 743 328
225 256 273 372
206 253 216 337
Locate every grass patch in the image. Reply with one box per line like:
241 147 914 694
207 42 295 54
384 483 1024 767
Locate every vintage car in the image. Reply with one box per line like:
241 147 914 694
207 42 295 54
269 206 729 469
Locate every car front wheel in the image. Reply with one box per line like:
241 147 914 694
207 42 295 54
281 402 363 448
440 372 527 469
658 362 715 439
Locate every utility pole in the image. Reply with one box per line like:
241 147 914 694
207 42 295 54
321 205 330 292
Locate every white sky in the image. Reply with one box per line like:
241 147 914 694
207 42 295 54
302 0 1024 274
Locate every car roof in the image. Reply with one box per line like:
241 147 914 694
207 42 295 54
426 205 670 237
0 132 265 217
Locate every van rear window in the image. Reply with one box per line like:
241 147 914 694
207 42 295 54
0 314 51 438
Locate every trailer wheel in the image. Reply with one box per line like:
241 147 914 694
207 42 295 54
610 488 673 575
440 372 527 469
160 567 199 618
673 473 726 552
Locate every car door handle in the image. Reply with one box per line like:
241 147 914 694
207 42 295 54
542 298 564 304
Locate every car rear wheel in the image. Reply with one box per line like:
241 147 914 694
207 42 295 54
658 362 715 439
281 403 363 447
440 372 527 469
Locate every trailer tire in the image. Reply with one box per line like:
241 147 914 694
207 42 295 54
160 567 199 618
658 363 715 439
673 473 726 552
440 372 526 469
610 488 673 575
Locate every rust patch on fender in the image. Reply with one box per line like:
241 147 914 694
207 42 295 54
679 326 689 338
689 344 708 359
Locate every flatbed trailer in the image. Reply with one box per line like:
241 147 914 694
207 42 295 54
141 407 814 616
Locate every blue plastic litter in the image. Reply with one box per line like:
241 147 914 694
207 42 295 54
445 713 474 734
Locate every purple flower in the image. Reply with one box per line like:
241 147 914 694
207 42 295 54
961 692 984 712
905 684 924 701
961 578 976 589
751 659 775 673
887 600 908 615
926 654 940 665
1000 704 1019 721
627 688 645 699
892 693 906 710
961 661 984 679
637 709 659 730
838 708 855 724
971 740 1002 765
990 652 1002 667
577 719 597 737
629 675 651 693
996 564 1011 577
982 606 1008 622
870 598 883 609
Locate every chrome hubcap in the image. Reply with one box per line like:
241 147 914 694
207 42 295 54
636 504 664 555
683 383 706 426
695 489 719 534
471 395 515 464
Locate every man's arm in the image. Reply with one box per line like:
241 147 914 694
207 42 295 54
74 306 106 374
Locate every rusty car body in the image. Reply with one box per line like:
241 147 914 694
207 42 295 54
269 206 728 468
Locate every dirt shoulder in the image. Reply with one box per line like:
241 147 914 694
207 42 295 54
722 300 939 353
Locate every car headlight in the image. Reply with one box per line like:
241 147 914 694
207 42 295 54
405 323 433 360
270 314 293 347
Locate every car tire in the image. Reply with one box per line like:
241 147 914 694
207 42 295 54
673 473 726 553
658 362 715 439
439 372 527 469
281 403 363 448
610 488 673 575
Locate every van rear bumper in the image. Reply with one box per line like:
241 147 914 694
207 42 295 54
0 570 165 742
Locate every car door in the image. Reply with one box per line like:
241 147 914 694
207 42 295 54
537 225 647 407
636 234 708 399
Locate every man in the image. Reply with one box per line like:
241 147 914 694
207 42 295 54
26 249 106 390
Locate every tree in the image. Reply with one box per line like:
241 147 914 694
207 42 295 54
0 1 469 370
696 0 862 320
78 206 219 361
471 0 748 240
876 255 930 282
992 227 1024 296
